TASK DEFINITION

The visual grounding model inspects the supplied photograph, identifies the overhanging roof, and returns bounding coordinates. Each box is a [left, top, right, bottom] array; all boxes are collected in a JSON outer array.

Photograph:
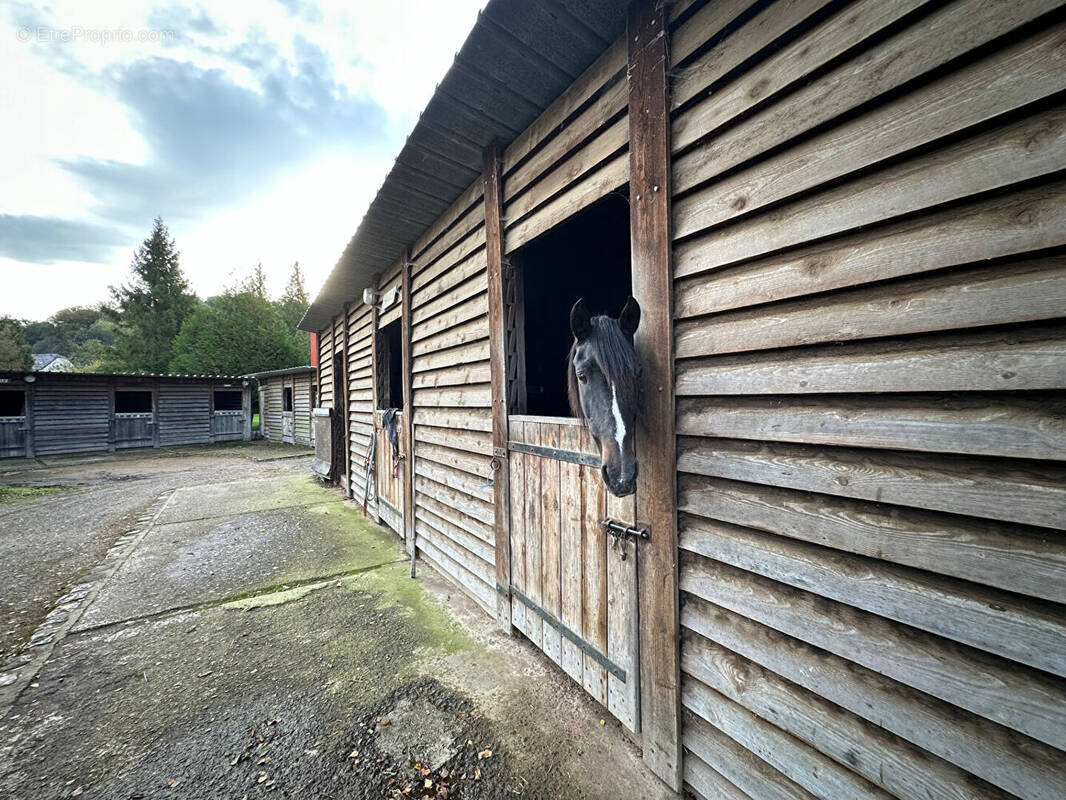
[[299, 0, 628, 332], [244, 365, 316, 379]]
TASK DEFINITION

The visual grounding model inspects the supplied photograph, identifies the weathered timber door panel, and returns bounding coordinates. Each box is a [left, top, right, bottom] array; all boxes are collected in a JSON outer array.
[[114, 413, 154, 449], [0, 417, 27, 458], [281, 411, 295, 443], [375, 410, 404, 537], [508, 415, 640, 733]]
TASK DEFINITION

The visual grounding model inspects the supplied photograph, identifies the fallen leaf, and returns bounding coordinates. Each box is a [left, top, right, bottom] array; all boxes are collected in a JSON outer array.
[[424, 779, 433, 789], [477, 749, 492, 760], [474, 768, 481, 780], [257, 774, 267, 784], [167, 778, 176, 787], [348, 750, 360, 759]]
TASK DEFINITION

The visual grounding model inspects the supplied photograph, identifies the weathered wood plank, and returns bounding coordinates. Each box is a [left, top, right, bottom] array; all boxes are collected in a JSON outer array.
[[675, 21, 1066, 234], [410, 360, 491, 390], [676, 105, 1066, 270], [682, 750, 753, 800], [411, 339, 490, 374], [411, 292, 488, 346], [559, 424, 586, 684], [505, 115, 628, 227], [581, 460, 608, 705], [683, 589, 1066, 773], [415, 424, 492, 456], [411, 272, 488, 326], [606, 489, 638, 731], [505, 154, 628, 253], [510, 421, 527, 636], [629, 0, 681, 782], [681, 525, 1066, 677], [676, 257, 1066, 355], [683, 676, 894, 799], [414, 470, 494, 527], [679, 474, 1066, 603], [671, 0, 1055, 163], [410, 315, 488, 358], [676, 328, 1066, 395], [683, 628, 1030, 800], [676, 395, 1066, 461], [672, 0, 836, 107], [412, 407, 492, 433], [524, 422, 544, 649], [411, 384, 492, 409], [410, 176, 484, 264], [677, 436, 1066, 531], [683, 709, 818, 800], [541, 422, 563, 666]]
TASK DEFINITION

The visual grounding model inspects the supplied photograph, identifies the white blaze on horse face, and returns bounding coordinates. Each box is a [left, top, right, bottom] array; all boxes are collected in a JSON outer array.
[[610, 383, 626, 456]]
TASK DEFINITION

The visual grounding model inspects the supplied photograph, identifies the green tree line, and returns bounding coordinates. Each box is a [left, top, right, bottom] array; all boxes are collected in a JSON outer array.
[[0, 218, 313, 375]]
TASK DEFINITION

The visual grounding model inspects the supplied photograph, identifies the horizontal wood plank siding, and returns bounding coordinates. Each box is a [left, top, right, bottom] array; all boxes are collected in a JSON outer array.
[[409, 180, 495, 611], [671, 1, 1066, 799]]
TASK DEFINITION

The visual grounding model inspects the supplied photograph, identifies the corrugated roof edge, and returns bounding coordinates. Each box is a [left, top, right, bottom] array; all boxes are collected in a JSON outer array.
[[244, 366, 316, 379], [0, 372, 247, 381], [298, 0, 626, 333]]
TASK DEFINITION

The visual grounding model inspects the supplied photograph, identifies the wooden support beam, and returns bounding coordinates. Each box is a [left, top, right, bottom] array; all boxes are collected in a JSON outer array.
[[401, 250, 416, 557], [628, 0, 681, 789], [369, 300, 381, 522], [483, 141, 514, 632], [343, 303, 353, 499]]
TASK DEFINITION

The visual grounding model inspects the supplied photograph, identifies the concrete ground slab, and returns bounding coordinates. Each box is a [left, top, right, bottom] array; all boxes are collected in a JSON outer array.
[[154, 474, 327, 525], [0, 452, 673, 800], [77, 495, 402, 630]]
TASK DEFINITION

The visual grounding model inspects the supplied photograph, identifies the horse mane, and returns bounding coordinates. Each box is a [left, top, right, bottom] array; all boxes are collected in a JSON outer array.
[[568, 315, 641, 420]]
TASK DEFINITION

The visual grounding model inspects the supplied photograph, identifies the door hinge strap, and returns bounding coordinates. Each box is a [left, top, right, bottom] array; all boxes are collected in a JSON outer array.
[[510, 586, 626, 682]]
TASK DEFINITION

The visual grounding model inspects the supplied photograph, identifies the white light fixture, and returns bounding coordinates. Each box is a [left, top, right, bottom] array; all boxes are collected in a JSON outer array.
[[362, 288, 379, 306]]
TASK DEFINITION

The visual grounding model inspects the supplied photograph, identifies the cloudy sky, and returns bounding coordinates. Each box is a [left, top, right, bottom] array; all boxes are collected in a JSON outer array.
[[0, 0, 485, 320]]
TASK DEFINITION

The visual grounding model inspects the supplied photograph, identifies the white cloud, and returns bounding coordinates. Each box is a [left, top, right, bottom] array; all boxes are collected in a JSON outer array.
[[0, 0, 485, 320]]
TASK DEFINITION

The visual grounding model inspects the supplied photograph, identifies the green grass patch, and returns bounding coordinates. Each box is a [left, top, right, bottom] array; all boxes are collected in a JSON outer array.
[[0, 485, 65, 503]]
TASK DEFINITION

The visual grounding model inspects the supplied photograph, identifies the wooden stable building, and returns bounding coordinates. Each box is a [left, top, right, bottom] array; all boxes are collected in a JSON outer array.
[[248, 366, 316, 447], [299, 0, 1066, 796], [0, 371, 251, 459]]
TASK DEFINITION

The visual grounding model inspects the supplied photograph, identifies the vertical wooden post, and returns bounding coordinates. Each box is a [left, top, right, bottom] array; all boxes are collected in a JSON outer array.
[[342, 304, 353, 498], [369, 298, 382, 523], [628, 0, 681, 790], [483, 142, 514, 632], [242, 382, 252, 442], [106, 384, 116, 451], [401, 251, 416, 557], [152, 381, 161, 448], [24, 381, 35, 459]]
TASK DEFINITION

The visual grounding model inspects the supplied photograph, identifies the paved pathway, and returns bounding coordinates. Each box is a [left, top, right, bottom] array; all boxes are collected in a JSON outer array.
[[0, 454, 671, 800]]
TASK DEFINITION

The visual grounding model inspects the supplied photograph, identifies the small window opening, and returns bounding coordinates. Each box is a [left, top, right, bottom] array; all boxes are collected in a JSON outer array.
[[377, 319, 403, 409], [214, 390, 242, 411], [509, 193, 632, 417], [115, 390, 152, 414], [0, 391, 25, 417], [283, 387, 294, 412]]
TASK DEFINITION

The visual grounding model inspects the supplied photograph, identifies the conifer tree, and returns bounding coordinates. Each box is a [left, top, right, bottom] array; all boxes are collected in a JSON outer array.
[[107, 218, 197, 372]]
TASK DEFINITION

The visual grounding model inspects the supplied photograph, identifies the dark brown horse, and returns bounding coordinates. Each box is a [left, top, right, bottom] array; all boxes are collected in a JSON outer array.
[[567, 297, 641, 497]]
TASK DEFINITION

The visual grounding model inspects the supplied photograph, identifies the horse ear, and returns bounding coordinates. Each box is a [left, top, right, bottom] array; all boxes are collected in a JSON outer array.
[[619, 296, 641, 338], [570, 298, 592, 341]]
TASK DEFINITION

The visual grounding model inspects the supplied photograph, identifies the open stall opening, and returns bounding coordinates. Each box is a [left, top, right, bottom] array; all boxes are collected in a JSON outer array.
[[377, 319, 403, 410], [0, 391, 25, 417], [509, 193, 632, 417], [114, 390, 152, 414], [213, 390, 243, 411]]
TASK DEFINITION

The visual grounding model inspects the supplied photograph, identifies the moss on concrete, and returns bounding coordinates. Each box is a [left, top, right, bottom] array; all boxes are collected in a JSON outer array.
[[0, 485, 65, 503]]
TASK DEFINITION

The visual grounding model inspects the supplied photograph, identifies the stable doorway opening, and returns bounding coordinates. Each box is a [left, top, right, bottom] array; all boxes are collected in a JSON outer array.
[[214, 390, 242, 411], [508, 192, 632, 417], [115, 390, 152, 414], [0, 391, 25, 417], [377, 319, 403, 410]]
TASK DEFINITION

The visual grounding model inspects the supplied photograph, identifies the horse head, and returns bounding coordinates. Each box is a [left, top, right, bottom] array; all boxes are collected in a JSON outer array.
[[567, 296, 642, 497]]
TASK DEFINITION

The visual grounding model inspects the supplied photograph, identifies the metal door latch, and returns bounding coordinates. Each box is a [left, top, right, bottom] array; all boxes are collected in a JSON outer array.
[[601, 519, 649, 560]]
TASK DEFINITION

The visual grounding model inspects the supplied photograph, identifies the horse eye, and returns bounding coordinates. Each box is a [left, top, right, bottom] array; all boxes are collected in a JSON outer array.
[[578, 374, 588, 385]]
